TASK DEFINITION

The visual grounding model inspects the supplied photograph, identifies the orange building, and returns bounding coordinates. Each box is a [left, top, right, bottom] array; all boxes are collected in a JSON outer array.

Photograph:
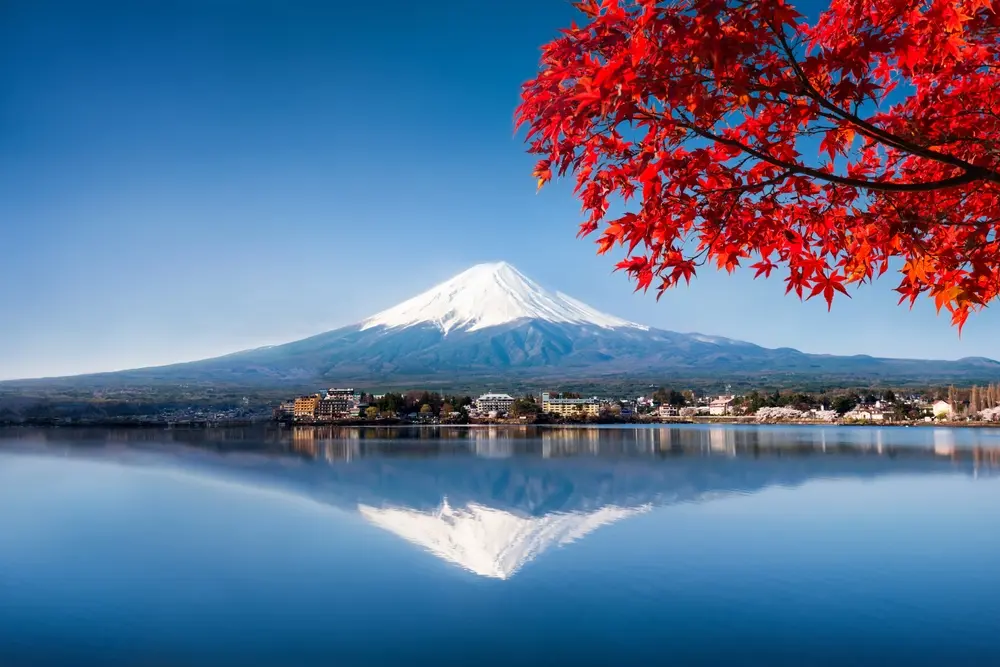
[[293, 395, 320, 420]]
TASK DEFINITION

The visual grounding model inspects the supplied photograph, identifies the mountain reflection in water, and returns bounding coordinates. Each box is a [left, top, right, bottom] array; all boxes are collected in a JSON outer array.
[[3, 425, 998, 580]]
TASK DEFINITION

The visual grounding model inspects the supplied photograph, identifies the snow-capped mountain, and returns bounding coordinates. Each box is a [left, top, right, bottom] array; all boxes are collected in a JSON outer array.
[[20, 261, 1000, 386], [361, 261, 647, 334], [359, 499, 648, 579]]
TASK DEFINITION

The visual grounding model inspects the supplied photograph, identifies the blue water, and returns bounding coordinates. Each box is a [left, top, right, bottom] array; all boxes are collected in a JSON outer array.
[[1, 425, 999, 666]]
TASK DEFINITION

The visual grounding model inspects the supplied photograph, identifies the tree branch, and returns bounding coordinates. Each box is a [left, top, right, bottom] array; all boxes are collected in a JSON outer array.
[[768, 22, 1000, 184], [675, 116, 983, 192]]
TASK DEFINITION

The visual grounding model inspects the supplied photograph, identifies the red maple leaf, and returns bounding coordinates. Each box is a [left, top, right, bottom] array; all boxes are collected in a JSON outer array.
[[517, 0, 1000, 329]]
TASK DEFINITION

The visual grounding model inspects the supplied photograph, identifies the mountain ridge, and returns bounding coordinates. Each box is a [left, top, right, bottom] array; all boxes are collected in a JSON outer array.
[[3, 262, 999, 387]]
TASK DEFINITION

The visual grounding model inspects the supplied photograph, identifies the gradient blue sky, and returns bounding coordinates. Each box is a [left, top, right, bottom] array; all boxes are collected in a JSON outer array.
[[2, 0, 996, 380]]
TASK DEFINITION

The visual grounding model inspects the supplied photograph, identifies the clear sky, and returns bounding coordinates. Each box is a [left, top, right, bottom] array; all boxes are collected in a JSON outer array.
[[1, 0, 996, 381]]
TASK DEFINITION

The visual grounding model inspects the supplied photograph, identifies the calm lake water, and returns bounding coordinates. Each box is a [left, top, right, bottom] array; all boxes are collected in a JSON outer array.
[[1, 424, 999, 667]]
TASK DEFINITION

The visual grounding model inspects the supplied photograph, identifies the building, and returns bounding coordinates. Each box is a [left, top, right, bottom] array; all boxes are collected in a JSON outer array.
[[541, 392, 600, 417], [708, 396, 736, 416], [293, 395, 320, 420], [658, 405, 679, 418], [273, 401, 295, 420], [316, 399, 340, 421], [843, 406, 886, 422], [320, 388, 360, 419], [932, 400, 954, 420], [475, 393, 516, 414]]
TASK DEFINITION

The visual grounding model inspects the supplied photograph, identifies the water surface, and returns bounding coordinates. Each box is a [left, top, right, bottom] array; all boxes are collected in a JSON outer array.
[[1, 425, 998, 666]]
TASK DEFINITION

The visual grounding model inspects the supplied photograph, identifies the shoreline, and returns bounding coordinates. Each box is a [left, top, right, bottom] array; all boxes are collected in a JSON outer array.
[[3, 418, 1000, 430]]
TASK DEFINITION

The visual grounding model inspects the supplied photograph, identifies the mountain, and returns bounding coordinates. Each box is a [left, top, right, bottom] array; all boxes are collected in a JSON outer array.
[[361, 261, 646, 333], [8, 261, 1000, 387]]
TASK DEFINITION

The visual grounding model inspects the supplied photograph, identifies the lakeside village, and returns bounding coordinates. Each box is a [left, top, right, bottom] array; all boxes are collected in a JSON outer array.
[[275, 384, 1000, 427]]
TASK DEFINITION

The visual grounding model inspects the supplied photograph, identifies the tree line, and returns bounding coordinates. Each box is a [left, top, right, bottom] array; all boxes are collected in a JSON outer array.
[[360, 391, 473, 419]]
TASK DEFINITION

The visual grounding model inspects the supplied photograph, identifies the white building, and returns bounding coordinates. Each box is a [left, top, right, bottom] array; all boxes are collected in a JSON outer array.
[[475, 393, 516, 415], [708, 396, 736, 416], [844, 407, 886, 422], [658, 405, 679, 418]]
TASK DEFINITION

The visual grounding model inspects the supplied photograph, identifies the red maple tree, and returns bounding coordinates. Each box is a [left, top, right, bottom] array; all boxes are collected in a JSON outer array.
[[516, 0, 1000, 330]]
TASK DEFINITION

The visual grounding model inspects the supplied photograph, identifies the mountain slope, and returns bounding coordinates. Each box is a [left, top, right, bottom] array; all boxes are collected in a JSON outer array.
[[96, 319, 996, 385], [6, 261, 1000, 386], [362, 262, 647, 333]]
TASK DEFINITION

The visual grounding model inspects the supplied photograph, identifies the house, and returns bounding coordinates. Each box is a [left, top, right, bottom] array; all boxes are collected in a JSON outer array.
[[708, 396, 736, 416], [932, 400, 954, 420], [658, 405, 679, 418], [844, 406, 886, 422], [541, 392, 600, 417], [475, 393, 516, 414]]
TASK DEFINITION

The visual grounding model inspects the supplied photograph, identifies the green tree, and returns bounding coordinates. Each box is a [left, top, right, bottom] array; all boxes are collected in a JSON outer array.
[[419, 403, 433, 415], [745, 390, 765, 414], [365, 406, 379, 420], [668, 390, 686, 407], [375, 392, 405, 415], [510, 397, 541, 417], [832, 395, 857, 415], [892, 402, 916, 421]]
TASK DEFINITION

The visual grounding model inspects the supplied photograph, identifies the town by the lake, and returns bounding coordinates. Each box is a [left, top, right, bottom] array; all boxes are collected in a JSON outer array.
[[271, 384, 1000, 426]]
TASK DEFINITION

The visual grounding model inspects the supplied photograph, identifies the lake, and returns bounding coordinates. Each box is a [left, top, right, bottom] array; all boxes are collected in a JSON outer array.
[[1, 424, 998, 666]]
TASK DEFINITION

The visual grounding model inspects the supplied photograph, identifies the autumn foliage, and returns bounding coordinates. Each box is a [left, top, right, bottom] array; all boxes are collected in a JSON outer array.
[[516, 0, 1000, 330]]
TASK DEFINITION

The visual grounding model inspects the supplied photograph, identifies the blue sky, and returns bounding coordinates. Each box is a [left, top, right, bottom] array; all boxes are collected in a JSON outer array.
[[1, 0, 996, 380]]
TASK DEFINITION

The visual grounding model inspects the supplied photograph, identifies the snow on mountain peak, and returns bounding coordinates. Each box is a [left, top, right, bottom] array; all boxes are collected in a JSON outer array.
[[359, 500, 649, 579], [360, 261, 648, 334]]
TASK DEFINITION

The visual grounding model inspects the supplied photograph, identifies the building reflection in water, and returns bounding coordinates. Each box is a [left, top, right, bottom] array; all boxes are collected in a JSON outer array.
[[4, 424, 1000, 580], [236, 424, 1000, 466], [933, 428, 956, 457], [291, 426, 317, 458], [290, 426, 361, 462], [708, 427, 736, 456], [248, 424, 1000, 579], [473, 427, 517, 458], [5, 422, 1000, 469]]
